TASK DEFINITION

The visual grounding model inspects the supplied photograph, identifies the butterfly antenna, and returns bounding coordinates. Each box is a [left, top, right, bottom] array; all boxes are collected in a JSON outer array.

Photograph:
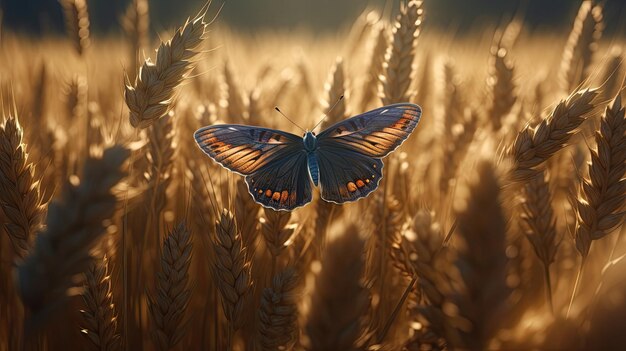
[[312, 95, 344, 132], [275, 106, 306, 133]]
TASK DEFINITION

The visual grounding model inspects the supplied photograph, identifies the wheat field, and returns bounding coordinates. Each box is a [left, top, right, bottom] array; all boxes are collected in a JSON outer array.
[[0, 0, 625, 350]]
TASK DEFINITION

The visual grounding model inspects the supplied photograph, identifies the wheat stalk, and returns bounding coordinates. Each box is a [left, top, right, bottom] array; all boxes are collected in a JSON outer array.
[[575, 95, 626, 258], [211, 209, 253, 333], [149, 222, 193, 351], [320, 57, 348, 130], [59, 0, 90, 56], [125, 8, 208, 129], [360, 23, 388, 110], [257, 267, 299, 351], [520, 170, 559, 312], [379, 0, 423, 105], [559, 0, 603, 93], [219, 62, 246, 124], [235, 179, 259, 254], [260, 208, 294, 257], [452, 160, 508, 351], [0, 116, 45, 259], [17, 145, 129, 331], [121, 0, 150, 80], [509, 89, 598, 182], [487, 44, 516, 131], [304, 224, 368, 351], [144, 114, 175, 238], [80, 254, 122, 351]]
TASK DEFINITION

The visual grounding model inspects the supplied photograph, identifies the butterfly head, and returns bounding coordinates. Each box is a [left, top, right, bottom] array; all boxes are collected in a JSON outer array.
[[302, 131, 317, 151]]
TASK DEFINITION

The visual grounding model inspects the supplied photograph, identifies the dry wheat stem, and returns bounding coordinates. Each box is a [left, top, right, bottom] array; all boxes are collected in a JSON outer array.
[[0, 117, 45, 259], [17, 145, 129, 331], [149, 222, 193, 351], [80, 254, 122, 351], [125, 10, 208, 129]]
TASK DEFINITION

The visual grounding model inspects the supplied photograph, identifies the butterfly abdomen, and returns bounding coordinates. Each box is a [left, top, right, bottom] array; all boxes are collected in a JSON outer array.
[[307, 153, 319, 186]]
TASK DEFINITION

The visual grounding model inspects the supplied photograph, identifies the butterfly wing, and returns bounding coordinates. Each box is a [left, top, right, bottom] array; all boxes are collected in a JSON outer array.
[[194, 124, 312, 211], [194, 124, 303, 175], [317, 103, 421, 157], [316, 103, 421, 203], [245, 152, 313, 211], [316, 146, 383, 203]]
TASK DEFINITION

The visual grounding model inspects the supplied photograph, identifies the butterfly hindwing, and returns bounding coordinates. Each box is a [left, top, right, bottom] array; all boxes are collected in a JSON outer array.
[[317, 103, 421, 157], [316, 145, 383, 204], [194, 125, 302, 175], [246, 151, 313, 211]]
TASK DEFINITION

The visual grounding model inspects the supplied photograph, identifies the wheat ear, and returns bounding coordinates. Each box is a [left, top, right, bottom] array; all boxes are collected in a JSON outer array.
[[575, 95, 626, 258], [487, 44, 516, 131], [121, 0, 150, 79], [0, 116, 45, 259], [17, 145, 129, 331], [125, 8, 208, 129], [80, 254, 122, 351], [211, 209, 253, 333], [559, 0, 603, 93], [520, 170, 559, 312], [360, 24, 388, 110], [379, 0, 423, 104], [304, 224, 368, 351], [59, 0, 90, 56], [509, 89, 598, 182], [257, 267, 299, 351], [320, 57, 348, 130], [149, 222, 193, 351], [452, 160, 508, 351]]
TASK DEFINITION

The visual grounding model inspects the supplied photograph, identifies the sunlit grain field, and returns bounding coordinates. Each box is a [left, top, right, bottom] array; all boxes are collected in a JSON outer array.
[[0, 0, 625, 350]]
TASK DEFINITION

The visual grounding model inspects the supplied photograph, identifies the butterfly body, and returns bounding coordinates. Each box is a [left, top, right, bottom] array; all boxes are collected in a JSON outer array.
[[195, 103, 421, 211]]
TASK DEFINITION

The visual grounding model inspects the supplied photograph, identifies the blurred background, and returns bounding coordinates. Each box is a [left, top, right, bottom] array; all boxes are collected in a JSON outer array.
[[2, 0, 625, 36]]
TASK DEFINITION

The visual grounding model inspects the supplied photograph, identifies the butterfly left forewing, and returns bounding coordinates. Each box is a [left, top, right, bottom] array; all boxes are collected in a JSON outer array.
[[194, 124, 302, 175]]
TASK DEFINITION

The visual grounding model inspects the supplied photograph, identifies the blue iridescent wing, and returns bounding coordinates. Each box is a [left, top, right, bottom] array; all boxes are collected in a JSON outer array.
[[317, 103, 421, 157], [194, 125, 303, 175], [316, 103, 421, 203], [194, 124, 312, 211]]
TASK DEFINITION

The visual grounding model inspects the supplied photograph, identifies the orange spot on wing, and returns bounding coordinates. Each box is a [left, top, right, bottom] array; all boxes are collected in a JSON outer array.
[[347, 182, 357, 192], [258, 189, 263, 194], [265, 189, 273, 197], [365, 179, 370, 184], [272, 192, 281, 201], [356, 180, 365, 188], [280, 191, 289, 204]]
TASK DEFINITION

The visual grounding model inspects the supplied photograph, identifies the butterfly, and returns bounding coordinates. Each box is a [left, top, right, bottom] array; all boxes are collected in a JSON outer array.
[[194, 103, 421, 211]]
